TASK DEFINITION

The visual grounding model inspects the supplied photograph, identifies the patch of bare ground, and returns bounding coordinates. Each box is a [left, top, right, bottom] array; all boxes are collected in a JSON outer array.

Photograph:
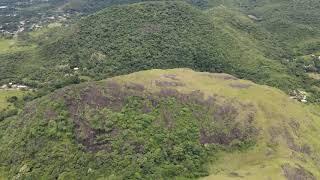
[[284, 129, 311, 155], [161, 74, 179, 80], [80, 86, 111, 108], [21, 102, 37, 119], [269, 126, 282, 145], [64, 98, 115, 152], [229, 82, 252, 89], [199, 102, 258, 146], [269, 123, 311, 155], [155, 80, 185, 87], [204, 73, 238, 80], [229, 172, 244, 178], [289, 119, 300, 136], [60, 81, 148, 152], [140, 23, 162, 34], [43, 109, 57, 120], [124, 83, 145, 92], [282, 163, 316, 180]]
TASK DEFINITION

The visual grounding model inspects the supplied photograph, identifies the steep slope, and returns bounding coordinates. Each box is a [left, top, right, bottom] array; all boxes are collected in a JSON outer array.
[[205, 0, 320, 55], [243, 0, 320, 49], [42, 1, 308, 92], [1, 69, 320, 179]]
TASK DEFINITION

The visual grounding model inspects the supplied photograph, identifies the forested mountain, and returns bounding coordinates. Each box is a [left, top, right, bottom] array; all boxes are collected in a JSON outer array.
[[43, 1, 297, 88], [1, 69, 320, 179], [2, 1, 316, 93], [1, 0, 320, 179], [208, 0, 320, 54], [2, 0, 320, 94]]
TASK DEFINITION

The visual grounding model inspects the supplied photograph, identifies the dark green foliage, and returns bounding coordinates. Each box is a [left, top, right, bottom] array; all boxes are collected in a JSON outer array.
[[0, 82, 257, 179], [2, 0, 320, 100], [6, 96, 18, 104], [64, 0, 144, 13], [1, 0, 320, 178], [41, 1, 310, 93], [203, 0, 320, 54], [0, 108, 18, 121]]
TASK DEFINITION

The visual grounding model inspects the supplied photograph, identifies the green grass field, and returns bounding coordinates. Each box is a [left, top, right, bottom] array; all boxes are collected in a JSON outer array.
[[0, 39, 17, 54], [0, 38, 36, 54], [0, 90, 25, 111]]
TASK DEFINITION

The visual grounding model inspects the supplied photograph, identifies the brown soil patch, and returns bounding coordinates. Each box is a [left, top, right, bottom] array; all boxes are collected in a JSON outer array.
[[199, 103, 258, 146], [289, 120, 300, 136], [161, 74, 179, 80], [44, 109, 57, 120], [125, 83, 145, 92], [61, 81, 148, 152], [80, 86, 110, 108], [22, 102, 37, 118], [269, 126, 282, 145], [285, 128, 311, 155], [205, 73, 238, 80], [282, 163, 316, 180], [140, 23, 161, 34], [155, 80, 185, 87], [229, 82, 252, 89], [64, 96, 114, 152], [269, 124, 311, 155]]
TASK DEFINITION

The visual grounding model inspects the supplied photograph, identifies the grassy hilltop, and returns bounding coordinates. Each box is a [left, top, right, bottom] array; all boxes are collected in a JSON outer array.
[[1, 69, 320, 179]]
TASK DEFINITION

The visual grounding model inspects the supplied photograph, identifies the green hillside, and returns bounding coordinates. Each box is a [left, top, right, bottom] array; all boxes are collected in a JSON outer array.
[[2, 0, 320, 99], [255, 1, 320, 55], [206, 0, 320, 55], [42, 1, 309, 91], [1, 1, 320, 179], [1, 69, 320, 179]]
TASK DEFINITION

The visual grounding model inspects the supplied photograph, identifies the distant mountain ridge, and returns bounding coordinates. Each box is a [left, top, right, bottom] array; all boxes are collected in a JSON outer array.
[[41, 1, 306, 91]]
